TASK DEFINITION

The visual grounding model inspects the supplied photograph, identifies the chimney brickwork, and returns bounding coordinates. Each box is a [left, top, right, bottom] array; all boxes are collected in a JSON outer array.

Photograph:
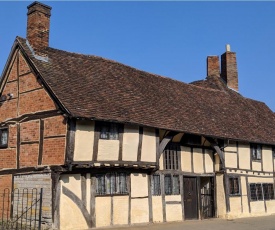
[[221, 50, 239, 91], [27, 1, 51, 56], [207, 56, 220, 77]]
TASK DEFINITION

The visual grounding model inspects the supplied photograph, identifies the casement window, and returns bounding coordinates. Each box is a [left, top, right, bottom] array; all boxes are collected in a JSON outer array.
[[100, 123, 119, 140], [151, 174, 161, 196], [96, 172, 128, 195], [250, 183, 274, 201], [228, 177, 240, 196], [251, 144, 262, 161], [164, 174, 180, 195], [164, 143, 179, 170], [263, 184, 275, 200], [0, 128, 8, 148]]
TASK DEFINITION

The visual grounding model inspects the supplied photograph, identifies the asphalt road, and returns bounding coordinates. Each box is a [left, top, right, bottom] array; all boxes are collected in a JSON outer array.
[[99, 215, 275, 230]]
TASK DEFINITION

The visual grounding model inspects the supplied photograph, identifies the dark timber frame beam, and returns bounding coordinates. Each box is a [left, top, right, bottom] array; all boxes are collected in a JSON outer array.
[[203, 136, 225, 169], [158, 131, 179, 157]]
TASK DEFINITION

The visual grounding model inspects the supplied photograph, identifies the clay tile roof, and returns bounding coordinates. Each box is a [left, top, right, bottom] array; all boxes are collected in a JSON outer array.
[[17, 37, 275, 145]]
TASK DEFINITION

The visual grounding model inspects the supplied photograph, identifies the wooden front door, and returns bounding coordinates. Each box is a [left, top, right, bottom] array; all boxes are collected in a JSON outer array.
[[183, 177, 198, 219]]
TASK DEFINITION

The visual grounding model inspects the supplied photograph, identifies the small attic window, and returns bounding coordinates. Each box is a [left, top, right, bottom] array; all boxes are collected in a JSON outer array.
[[0, 128, 8, 148], [250, 144, 262, 161], [100, 123, 118, 140]]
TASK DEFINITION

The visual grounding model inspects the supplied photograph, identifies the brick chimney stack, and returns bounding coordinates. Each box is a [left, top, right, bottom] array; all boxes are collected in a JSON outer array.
[[27, 1, 52, 56], [207, 56, 220, 77], [221, 44, 239, 91]]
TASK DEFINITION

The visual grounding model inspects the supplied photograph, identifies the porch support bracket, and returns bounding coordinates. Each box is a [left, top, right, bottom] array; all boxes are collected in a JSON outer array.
[[158, 131, 179, 157], [203, 136, 225, 169]]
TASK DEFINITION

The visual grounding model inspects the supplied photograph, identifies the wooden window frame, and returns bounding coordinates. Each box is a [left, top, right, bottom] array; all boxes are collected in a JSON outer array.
[[164, 174, 180, 195], [164, 143, 179, 170], [151, 174, 161, 196], [249, 183, 274, 201], [0, 128, 8, 148], [250, 144, 262, 161], [95, 172, 128, 196], [228, 176, 241, 196], [99, 122, 119, 140]]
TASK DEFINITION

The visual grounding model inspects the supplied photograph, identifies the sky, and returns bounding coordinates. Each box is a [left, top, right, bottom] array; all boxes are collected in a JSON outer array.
[[1, 1, 275, 111]]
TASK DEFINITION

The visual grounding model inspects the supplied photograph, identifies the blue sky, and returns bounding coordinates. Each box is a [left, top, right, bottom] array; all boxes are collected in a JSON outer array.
[[1, 1, 275, 111]]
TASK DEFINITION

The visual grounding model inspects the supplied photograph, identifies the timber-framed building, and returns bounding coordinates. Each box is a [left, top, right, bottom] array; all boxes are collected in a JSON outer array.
[[1, 2, 275, 229]]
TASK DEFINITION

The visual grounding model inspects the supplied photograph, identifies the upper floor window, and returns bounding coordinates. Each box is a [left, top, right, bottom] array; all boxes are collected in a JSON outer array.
[[228, 177, 240, 196], [0, 128, 8, 148], [164, 143, 179, 170], [100, 123, 118, 140], [96, 172, 128, 195], [250, 144, 262, 161]]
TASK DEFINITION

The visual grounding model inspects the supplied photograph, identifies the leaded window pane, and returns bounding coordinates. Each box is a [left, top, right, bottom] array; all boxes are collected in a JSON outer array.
[[152, 175, 161, 196], [0, 129, 7, 146], [164, 175, 172, 195], [256, 183, 263, 200], [250, 184, 257, 201], [172, 175, 180, 195]]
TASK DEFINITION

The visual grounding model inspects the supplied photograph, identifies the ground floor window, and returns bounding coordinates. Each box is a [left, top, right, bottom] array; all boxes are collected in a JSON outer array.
[[96, 172, 128, 195], [228, 177, 240, 196], [165, 174, 180, 195], [152, 174, 161, 195], [250, 183, 274, 201]]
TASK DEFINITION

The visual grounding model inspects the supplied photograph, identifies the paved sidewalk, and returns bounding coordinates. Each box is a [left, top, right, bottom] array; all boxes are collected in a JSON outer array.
[[99, 215, 275, 230]]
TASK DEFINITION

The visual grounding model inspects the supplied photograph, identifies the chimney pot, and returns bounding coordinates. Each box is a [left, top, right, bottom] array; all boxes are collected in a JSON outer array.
[[27, 1, 52, 56]]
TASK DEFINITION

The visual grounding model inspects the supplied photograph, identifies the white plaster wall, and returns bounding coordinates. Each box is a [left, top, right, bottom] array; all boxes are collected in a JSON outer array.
[[131, 198, 149, 224], [252, 161, 261, 171], [225, 152, 237, 168], [205, 149, 214, 173], [266, 200, 275, 213], [250, 201, 265, 214], [131, 173, 148, 198], [181, 146, 192, 172], [216, 174, 226, 217], [262, 146, 273, 172], [95, 197, 111, 227], [166, 204, 182, 222], [152, 196, 163, 222], [225, 141, 237, 152], [97, 139, 119, 161], [240, 176, 249, 214], [60, 174, 87, 230], [74, 121, 94, 161], [122, 125, 139, 161], [113, 196, 129, 225], [248, 177, 273, 183], [141, 127, 156, 162], [239, 144, 250, 170], [193, 148, 203, 173], [229, 197, 242, 215], [159, 154, 164, 170]]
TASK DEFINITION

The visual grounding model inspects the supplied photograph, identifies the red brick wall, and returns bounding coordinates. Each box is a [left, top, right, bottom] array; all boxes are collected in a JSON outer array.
[[20, 143, 39, 167], [44, 115, 67, 137], [42, 138, 66, 165], [20, 120, 40, 142], [0, 175, 12, 219], [0, 149, 16, 169], [0, 48, 67, 170]]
